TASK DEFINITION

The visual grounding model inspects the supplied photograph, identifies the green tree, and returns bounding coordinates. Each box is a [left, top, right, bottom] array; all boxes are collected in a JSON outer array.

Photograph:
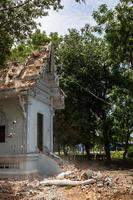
[[55, 27, 112, 158], [11, 29, 61, 62], [0, 0, 84, 66], [93, 0, 133, 69], [55, 0, 133, 160], [91, 0, 133, 159], [111, 89, 133, 159]]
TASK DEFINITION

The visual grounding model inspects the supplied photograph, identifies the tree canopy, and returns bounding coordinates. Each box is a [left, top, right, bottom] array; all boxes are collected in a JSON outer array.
[[93, 0, 133, 69], [0, 0, 84, 66], [54, 0, 133, 159]]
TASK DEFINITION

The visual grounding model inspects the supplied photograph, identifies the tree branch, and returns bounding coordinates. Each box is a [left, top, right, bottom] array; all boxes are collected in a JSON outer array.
[[71, 80, 111, 105], [0, 0, 32, 12]]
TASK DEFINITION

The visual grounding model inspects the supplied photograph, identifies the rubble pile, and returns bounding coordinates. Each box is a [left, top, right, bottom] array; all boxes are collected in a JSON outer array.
[[0, 181, 15, 199], [40, 164, 113, 187], [58, 163, 113, 187], [0, 161, 132, 200]]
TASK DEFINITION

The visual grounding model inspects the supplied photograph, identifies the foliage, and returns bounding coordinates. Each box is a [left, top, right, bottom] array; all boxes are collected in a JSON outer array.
[[11, 29, 62, 63], [111, 91, 133, 142], [54, 0, 133, 160], [54, 26, 114, 157], [111, 151, 124, 160], [127, 146, 133, 158], [93, 0, 133, 69], [0, 0, 84, 66], [90, 0, 133, 159], [11, 29, 49, 62]]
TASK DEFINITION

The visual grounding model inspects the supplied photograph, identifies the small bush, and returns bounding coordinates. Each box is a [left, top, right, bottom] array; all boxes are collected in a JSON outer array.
[[111, 151, 123, 159], [127, 146, 133, 158]]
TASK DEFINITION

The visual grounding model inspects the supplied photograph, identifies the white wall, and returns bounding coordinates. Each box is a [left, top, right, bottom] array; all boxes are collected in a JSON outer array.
[[27, 96, 53, 153], [0, 98, 25, 155]]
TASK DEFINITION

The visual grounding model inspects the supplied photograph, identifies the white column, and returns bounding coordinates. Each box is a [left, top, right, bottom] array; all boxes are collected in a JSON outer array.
[[50, 108, 55, 152]]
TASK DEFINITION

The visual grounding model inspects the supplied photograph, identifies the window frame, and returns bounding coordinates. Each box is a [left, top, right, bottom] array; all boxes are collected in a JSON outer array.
[[0, 111, 8, 143]]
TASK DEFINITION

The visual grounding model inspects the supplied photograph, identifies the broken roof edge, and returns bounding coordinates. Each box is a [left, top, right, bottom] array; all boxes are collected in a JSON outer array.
[[0, 43, 53, 92]]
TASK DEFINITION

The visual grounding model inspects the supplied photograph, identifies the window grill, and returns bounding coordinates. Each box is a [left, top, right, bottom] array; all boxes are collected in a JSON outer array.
[[0, 163, 19, 169]]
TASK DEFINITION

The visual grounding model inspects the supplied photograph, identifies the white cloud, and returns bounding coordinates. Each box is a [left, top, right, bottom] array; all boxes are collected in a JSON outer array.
[[37, 0, 118, 36]]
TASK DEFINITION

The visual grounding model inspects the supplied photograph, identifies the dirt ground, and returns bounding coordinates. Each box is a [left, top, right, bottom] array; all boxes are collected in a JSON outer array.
[[0, 160, 133, 200]]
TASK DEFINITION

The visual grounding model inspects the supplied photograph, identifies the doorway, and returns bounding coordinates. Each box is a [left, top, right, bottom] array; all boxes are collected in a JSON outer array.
[[37, 113, 43, 152]]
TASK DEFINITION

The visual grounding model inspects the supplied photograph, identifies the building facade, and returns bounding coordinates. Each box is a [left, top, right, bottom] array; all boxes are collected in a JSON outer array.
[[0, 44, 64, 175]]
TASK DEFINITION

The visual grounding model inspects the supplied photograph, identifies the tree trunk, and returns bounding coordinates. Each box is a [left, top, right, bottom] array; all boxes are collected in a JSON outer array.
[[58, 146, 61, 156], [84, 143, 90, 159], [123, 130, 130, 159], [102, 113, 111, 161], [63, 145, 68, 156], [130, 50, 133, 69], [103, 130, 111, 160], [101, 65, 111, 161]]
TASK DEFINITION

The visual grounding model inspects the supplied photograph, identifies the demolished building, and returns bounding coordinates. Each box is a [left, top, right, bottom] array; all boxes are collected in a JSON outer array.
[[0, 44, 64, 175]]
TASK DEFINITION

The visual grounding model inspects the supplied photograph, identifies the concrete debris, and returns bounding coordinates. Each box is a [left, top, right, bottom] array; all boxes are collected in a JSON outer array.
[[56, 171, 72, 180], [0, 161, 133, 200], [81, 171, 89, 180], [40, 178, 96, 186], [81, 169, 93, 180], [96, 181, 104, 187], [104, 177, 113, 187], [40, 166, 113, 188], [96, 171, 103, 180]]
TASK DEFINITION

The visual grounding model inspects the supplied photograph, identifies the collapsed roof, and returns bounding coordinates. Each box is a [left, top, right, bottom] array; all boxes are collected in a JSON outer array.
[[0, 44, 51, 92], [0, 44, 65, 109]]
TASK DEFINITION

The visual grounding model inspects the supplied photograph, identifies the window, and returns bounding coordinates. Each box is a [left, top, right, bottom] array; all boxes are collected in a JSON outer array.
[[37, 113, 43, 152], [0, 126, 5, 143], [0, 112, 7, 143]]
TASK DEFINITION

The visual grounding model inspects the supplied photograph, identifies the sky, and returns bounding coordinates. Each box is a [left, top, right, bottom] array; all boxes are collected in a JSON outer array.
[[38, 0, 118, 36]]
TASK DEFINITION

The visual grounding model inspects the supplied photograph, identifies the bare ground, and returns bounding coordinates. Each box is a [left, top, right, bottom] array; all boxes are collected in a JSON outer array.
[[0, 159, 133, 200]]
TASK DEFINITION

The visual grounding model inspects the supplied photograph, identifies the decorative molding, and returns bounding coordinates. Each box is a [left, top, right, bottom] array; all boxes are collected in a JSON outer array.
[[18, 95, 27, 118]]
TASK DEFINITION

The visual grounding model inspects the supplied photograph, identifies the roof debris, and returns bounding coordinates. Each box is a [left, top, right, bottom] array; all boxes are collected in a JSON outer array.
[[0, 45, 50, 92]]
